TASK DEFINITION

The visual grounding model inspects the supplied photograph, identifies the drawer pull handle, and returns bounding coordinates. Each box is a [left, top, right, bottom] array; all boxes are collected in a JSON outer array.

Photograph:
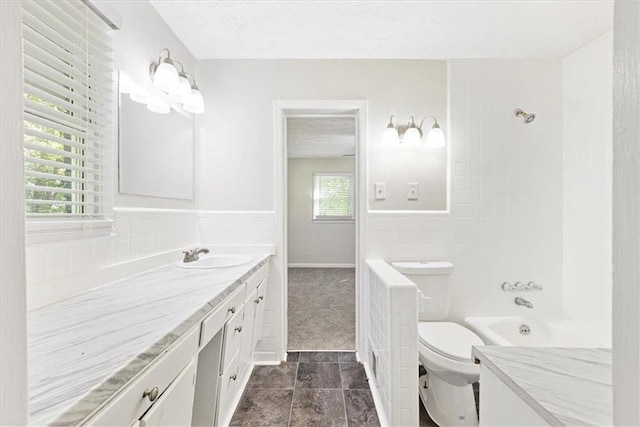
[[235, 326, 242, 332], [230, 374, 237, 381], [143, 387, 159, 402], [259, 296, 264, 301], [228, 306, 236, 314]]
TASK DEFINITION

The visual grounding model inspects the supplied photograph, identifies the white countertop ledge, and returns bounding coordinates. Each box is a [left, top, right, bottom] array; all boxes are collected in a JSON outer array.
[[472, 346, 612, 426], [28, 253, 271, 426]]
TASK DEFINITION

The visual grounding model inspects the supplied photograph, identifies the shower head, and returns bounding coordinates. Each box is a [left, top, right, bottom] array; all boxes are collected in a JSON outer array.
[[514, 108, 536, 124]]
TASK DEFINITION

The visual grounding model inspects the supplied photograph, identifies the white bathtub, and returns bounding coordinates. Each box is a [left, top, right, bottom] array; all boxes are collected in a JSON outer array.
[[464, 316, 606, 347]]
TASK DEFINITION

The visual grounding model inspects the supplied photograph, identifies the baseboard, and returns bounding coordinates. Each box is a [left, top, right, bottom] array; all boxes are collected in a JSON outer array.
[[287, 263, 355, 268]]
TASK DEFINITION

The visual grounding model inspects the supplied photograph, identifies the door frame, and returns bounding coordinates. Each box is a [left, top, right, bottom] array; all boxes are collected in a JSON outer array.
[[274, 100, 368, 359]]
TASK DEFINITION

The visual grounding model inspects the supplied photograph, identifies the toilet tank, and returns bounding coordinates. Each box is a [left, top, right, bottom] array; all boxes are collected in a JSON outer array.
[[390, 261, 454, 321]]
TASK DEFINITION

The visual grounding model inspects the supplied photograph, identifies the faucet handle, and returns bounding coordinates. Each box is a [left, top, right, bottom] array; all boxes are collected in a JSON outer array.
[[501, 282, 515, 292], [528, 281, 543, 291]]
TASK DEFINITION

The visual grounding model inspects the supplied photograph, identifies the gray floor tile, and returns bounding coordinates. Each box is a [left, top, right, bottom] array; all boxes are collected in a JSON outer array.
[[287, 352, 300, 362], [290, 389, 347, 427], [344, 389, 380, 427], [297, 362, 341, 389], [298, 351, 339, 363], [246, 363, 298, 389], [340, 362, 369, 390], [230, 389, 293, 426], [338, 352, 357, 363]]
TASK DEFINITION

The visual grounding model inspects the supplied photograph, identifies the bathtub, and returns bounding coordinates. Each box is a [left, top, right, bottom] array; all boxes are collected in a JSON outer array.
[[464, 316, 606, 347]]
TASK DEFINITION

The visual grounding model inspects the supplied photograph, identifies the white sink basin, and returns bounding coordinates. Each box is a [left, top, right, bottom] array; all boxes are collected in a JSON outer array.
[[177, 254, 252, 269]]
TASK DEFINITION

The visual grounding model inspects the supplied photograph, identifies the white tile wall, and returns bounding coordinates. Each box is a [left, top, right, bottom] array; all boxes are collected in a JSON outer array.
[[198, 211, 275, 245], [26, 208, 199, 309], [367, 59, 564, 322], [366, 260, 418, 427]]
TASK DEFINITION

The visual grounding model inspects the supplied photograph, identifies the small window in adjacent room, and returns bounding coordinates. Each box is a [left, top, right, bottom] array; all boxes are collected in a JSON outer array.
[[312, 173, 354, 222], [22, 0, 114, 243]]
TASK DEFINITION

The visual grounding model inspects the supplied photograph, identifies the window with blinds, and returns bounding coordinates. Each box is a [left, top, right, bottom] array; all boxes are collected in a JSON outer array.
[[312, 173, 355, 221], [22, 0, 114, 241]]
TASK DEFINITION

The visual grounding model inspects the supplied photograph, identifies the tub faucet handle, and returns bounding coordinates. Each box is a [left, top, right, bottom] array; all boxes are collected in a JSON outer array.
[[527, 281, 543, 291], [501, 282, 515, 292]]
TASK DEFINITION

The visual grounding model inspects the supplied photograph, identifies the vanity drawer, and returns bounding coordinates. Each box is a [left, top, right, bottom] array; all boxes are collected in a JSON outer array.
[[216, 353, 241, 427], [87, 326, 200, 426], [246, 264, 268, 291], [220, 304, 245, 373], [200, 283, 246, 348]]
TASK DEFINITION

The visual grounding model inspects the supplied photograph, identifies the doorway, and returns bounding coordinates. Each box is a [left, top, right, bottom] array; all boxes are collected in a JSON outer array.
[[286, 115, 357, 350]]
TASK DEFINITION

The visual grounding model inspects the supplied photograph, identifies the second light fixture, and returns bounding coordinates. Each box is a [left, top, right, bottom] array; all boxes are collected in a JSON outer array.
[[384, 115, 445, 149]]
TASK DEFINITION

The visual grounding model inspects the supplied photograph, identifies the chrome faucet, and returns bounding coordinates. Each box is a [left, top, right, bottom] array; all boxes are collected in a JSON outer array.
[[182, 247, 209, 263], [514, 297, 533, 309]]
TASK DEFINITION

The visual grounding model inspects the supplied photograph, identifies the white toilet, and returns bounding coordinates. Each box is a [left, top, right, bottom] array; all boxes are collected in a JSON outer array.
[[391, 261, 484, 427]]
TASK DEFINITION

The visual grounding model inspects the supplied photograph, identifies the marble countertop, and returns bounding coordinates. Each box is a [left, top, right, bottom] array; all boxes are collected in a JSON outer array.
[[28, 254, 270, 426], [472, 346, 612, 426]]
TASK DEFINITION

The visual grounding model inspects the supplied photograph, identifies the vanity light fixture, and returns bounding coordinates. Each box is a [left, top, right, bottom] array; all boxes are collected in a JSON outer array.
[[148, 48, 205, 114], [150, 48, 179, 92], [383, 115, 446, 149]]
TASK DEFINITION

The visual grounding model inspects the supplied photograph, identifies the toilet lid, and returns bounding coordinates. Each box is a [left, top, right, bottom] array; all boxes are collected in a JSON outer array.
[[419, 322, 484, 362]]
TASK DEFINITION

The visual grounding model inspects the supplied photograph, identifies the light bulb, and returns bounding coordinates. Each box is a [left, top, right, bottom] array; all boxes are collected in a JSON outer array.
[[425, 124, 446, 149], [146, 96, 170, 114], [403, 127, 421, 146], [153, 61, 179, 92], [383, 126, 400, 144], [168, 74, 191, 103], [183, 88, 205, 114]]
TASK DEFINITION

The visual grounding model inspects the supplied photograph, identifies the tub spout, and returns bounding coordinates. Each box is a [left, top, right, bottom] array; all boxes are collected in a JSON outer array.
[[514, 297, 533, 309]]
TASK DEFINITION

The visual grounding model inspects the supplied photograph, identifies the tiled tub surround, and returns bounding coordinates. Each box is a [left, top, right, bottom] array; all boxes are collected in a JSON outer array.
[[28, 254, 271, 425], [473, 347, 612, 426]]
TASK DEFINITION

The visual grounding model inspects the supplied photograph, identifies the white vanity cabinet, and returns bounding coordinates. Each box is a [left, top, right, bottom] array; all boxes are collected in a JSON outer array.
[[85, 262, 269, 427], [139, 359, 197, 426], [87, 326, 200, 427]]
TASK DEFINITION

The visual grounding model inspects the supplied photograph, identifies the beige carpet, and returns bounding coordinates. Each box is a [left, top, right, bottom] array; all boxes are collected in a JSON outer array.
[[287, 268, 356, 351]]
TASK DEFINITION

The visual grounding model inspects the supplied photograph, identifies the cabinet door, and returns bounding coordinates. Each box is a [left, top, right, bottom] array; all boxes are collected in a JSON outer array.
[[252, 281, 267, 350], [139, 359, 197, 427], [238, 287, 258, 380]]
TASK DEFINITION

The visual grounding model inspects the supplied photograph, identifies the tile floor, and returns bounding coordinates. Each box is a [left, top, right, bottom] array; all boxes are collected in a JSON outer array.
[[230, 351, 380, 426], [287, 268, 355, 351]]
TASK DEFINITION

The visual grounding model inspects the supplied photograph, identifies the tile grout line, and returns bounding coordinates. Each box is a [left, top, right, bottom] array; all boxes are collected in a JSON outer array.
[[339, 354, 349, 426], [287, 357, 298, 427]]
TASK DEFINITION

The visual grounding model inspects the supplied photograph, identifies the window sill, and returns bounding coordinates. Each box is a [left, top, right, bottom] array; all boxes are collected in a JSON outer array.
[[26, 217, 114, 245], [312, 219, 356, 224]]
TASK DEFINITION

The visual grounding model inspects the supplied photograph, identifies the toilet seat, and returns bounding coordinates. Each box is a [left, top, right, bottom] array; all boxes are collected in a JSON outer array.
[[419, 322, 484, 362]]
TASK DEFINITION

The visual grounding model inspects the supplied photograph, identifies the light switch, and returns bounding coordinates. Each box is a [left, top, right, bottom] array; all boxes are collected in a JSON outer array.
[[408, 183, 419, 200], [374, 183, 386, 200]]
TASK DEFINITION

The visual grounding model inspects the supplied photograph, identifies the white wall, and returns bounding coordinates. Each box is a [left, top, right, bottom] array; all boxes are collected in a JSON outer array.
[[612, 1, 640, 424], [288, 157, 355, 266], [0, 2, 28, 423], [26, 1, 200, 309], [196, 60, 447, 211], [562, 31, 613, 346], [368, 60, 564, 321]]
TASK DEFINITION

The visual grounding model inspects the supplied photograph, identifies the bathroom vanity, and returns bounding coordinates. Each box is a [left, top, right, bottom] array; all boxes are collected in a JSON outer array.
[[27, 253, 271, 426], [473, 346, 612, 426]]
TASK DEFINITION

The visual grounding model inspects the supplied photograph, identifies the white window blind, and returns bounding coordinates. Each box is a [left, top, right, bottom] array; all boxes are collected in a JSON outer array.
[[22, 0, 114, 241], [313, 173, 354, 221]]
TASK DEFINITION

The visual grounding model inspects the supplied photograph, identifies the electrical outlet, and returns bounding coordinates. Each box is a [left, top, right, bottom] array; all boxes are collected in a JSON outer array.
[[408, 183, 419, 200], [374, 183, 386, 200]]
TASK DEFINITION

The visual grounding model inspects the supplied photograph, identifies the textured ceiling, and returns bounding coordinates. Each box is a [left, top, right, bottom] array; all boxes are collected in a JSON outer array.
[[287, 117, 356, 158], [149, 1, 613, 59]]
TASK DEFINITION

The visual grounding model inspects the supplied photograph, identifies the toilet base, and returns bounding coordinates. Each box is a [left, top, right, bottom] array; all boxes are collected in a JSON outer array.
[[419, 373, 478, 426]]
